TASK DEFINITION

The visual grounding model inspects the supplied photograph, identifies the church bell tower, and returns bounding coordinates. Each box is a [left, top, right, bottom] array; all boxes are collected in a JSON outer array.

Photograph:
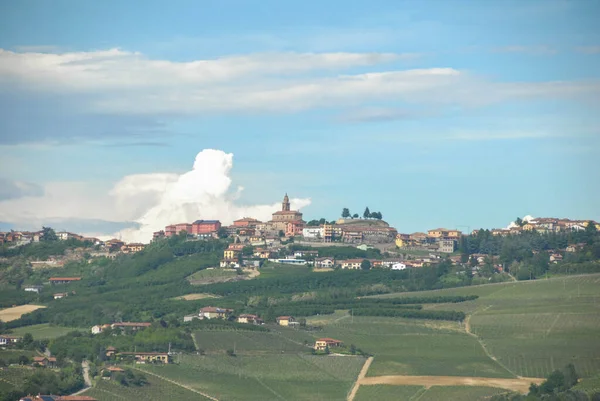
[[282, 193, 291, 211]]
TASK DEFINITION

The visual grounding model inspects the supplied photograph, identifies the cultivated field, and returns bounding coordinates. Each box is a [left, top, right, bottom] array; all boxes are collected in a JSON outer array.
[[192, 329, 313, 354], [0, 304, 46, 322], [11, 323, 83, 339], [0, 366, 33, 394], [83, 369, 208, 401], [187, 268, 243, 285], [139, 353, 365, 401], [318, 316, 514, 378], [354, 384, 423, 401], [172, 293, 221, 301], [373, 274, 600, 379]]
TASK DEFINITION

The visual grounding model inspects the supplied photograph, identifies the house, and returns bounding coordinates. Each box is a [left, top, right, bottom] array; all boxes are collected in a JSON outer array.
[[191, 220, 221, 235], [223, 248, 240, 259], [340, 259, 364, 270], [111, 322, 152, 331], [101, 366, 125, 379], [199, 306, 233, 320], [49, 277, 81, 285], [220, 259, 241, 268], [117, 352, 171, 364], [237, 314, 264, 325], [183, 314, 200, 322], [381, 259, 402, 268], [314, 338, 343, 351], [33, 356, 57, 368], [438, 239, 456, 253], [315, 257, 335, 268], [391, 262, 407, 270], [53, 293, 68, 299], [276, 316, 298, 327], [106, 346, 117, 357], [24, 285, 43, 293], [302, 227, 324, 239], [293, 250, 319, 258], [550, 253, 563, 263], [395, 233, 410, 248], [103, 239, 125, 251], [91, 324, 111, 334], [233, 217, 262, 228], [0, 335, 21, 345], [120, 243, 145, 254], [56, 231, 83, 241]]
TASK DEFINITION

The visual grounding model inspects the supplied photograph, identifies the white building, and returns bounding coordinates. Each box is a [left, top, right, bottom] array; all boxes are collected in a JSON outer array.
[[391, 263, 407, 270], [24, 285, 43, 293], [183, 314, 200, 322], [302, 227, 324, 239], [315, 257, 335, 268], [268, 258, 307, 265]]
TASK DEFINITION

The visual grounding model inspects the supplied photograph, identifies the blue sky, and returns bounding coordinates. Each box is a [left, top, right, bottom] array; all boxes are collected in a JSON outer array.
[[0, 0, 599, 238]]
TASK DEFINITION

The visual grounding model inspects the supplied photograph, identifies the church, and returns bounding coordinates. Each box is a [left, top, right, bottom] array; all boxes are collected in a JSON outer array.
[[269, 194, 305, 236]]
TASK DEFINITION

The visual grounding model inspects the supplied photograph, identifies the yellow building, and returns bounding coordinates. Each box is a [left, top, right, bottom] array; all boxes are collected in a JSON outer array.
[[224, 249, 240, 259], [395, 233, 409, 248], [118, 352, 171, 364], [314, 338, 343, 351], [276, 316, 296, 326]]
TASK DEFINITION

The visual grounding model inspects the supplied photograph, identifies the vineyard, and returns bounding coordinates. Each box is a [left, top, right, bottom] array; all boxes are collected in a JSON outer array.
[[192, 329, 313, 354], [137, 353, 365, 401]]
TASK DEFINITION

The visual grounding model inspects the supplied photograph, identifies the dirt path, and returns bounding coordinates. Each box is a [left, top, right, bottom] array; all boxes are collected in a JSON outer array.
[[347, 356, 373, 401], [359, 375, 544, 394], [70, 360, 91, 396], [135, 366, 220, 401], [465, 306, 520, 378]]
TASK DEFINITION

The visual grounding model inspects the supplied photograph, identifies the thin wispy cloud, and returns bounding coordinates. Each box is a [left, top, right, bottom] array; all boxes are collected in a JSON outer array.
[[574, 46, 600, 54], [492, 45, 557, 55]]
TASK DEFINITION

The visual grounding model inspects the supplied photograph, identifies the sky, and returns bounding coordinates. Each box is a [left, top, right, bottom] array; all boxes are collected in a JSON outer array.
[[0, 0, 599, 241]]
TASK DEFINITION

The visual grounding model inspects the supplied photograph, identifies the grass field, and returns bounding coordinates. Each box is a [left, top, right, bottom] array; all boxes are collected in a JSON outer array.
[[82, 369, 208, 401], [354, 384, 423, 401], [139, 353, 365, 401], [0, 304, 46, 322], [369, 274, 600, 379], [573, 375, 600, 395], [11, 323, 84, 339]]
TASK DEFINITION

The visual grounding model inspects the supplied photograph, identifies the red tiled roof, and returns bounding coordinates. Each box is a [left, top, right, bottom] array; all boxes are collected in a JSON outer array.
[[317, 338, 343, 343], [276, 316, 292, 320]]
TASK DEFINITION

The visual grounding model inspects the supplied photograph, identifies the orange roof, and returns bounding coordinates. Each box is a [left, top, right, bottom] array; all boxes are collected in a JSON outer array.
[[277, 316, 292, 320], [317, 338, 343, 343], [105, 366, 125, 372]]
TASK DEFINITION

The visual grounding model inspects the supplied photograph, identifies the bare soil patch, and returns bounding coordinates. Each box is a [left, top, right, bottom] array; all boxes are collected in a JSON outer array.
[[173, 293, 221, 301], [359, 375, 544, 394], [0, 304, 46, 322]]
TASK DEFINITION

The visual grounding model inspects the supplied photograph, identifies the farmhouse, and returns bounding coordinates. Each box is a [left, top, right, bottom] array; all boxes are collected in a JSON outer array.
[[91, 324, 111, 334], [53, 292, 68, 299], [0, 335, 21, 345], [106, 346, 117, 357], [118, 352, 171, 364], [315, 257, 335, 268], [314, 338, 343, 351], [49, 277, 81, 284], [24, 285, 43, 293], [199, 306, 234, 320], [237, 314, 264, 325], [184, 314, 200, 322], [33, 356, 57, 368], [340, 259, 363, 270], [111, 322, 152, 331], [276, 316, 298, 327]]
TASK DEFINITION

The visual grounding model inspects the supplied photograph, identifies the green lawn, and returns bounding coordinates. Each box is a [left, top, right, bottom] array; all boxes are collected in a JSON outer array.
[[11, 323, 84, 339], [354, 385, 423, 401], [138, 353, 365, 401], [573, 375, 600, 396], [187, 268, 239, 285]]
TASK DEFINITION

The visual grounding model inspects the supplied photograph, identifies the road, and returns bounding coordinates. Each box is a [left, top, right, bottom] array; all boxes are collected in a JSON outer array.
[[347, 356, 374, 401], [69, 360, 91, 396]]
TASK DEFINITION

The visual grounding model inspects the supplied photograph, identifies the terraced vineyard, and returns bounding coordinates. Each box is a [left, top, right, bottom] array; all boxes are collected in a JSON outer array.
[[0, 366, 33, 394], [11, 323, 84, 339]]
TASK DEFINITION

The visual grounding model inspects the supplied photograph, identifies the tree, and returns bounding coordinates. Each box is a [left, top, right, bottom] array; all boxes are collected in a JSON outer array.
[[278, 230, 285, 238], [371, 211, 382, 220], [242, 246, 254, 256], [350, 344, 357, 355], [363, 207, 371, 219], [360, 259, 372, 270], [217, 227, 229, 239], [21, 332, 34, 348], [515, 217, 524, 227], [341, 208, 350, 218], [42, 226, 58, 241], [352, 214, 359, 219]]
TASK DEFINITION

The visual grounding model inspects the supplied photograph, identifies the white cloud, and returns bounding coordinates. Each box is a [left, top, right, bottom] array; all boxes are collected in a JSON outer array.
[[506, 215, 535, 229], [1, 48, 598, 119], [0, 149, 311, 242]]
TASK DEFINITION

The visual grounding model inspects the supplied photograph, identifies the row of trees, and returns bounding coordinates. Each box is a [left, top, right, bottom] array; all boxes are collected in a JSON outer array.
[[341, 207, 383, 220]]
